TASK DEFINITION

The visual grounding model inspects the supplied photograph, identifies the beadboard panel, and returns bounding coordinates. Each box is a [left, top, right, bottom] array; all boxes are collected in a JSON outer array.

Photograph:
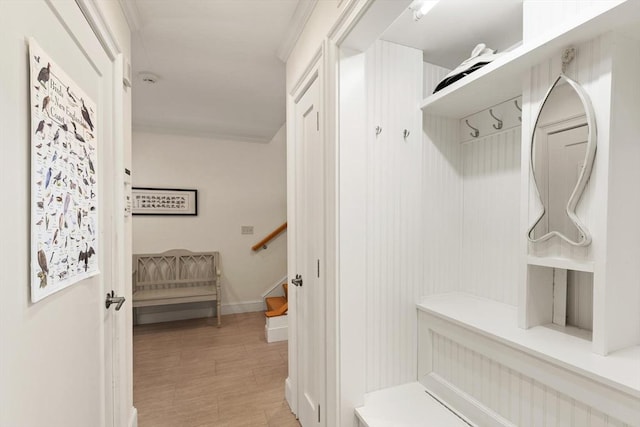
[[566, 270, 594, 331], [422, 113, 462, 298], [423, 61, 450, 98], [425, 328, 634, 427], [430, 331, 632, 427], [461, 128, 521, 305], [364, 40, 426, 392]]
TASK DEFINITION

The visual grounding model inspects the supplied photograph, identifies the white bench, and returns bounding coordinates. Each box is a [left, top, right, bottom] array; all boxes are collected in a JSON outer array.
[[132, 249, 221, 326], [355, 383, 471, 427]]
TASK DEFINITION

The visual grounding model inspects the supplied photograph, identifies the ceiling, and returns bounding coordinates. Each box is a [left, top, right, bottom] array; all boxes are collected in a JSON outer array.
[[381, 0, 522, 69], [122, 0, 522, 142], [122, 0, 310, 142]]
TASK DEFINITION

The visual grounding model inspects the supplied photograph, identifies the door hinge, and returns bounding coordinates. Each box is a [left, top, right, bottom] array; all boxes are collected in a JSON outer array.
[[317, 259, 320, 278], [318, 404, 321, 423], [316, 112, 319, 131]]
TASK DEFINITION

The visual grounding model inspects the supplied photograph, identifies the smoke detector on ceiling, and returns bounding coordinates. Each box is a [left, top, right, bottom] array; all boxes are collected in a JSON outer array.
[[138, 72, 159, 84]]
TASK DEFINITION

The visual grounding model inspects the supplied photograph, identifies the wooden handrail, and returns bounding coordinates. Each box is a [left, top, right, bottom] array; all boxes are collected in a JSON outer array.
[[252, 222, 287, 251]]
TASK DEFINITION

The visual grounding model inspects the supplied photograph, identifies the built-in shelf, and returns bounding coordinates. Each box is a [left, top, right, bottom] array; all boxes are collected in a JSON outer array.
[[527, 255, 594, 272], [417, 292, 640, 397], [420, 0, 640, 118]]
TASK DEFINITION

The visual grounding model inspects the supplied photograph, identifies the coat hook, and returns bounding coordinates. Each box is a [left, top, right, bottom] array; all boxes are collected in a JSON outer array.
[[562, 47, 576, 73], [403, 129, 410, 139], [375, 126, 382, 136], [465, 120, 479, 138], [514, 99, 522, 122], [489, 109, 503, 130]]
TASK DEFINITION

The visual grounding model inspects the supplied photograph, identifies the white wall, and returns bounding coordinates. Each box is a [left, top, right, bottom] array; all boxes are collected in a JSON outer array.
[[132, 126, 287, 316], [0, 1, 132, 426]]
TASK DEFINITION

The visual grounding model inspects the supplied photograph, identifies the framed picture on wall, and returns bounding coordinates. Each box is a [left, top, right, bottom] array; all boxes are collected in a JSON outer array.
[[29, 39, 100, 302], [132, 187, 198, 216]]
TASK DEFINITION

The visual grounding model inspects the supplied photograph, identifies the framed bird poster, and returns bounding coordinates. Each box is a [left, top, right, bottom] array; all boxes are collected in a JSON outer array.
[[29, 38, 99, 303]]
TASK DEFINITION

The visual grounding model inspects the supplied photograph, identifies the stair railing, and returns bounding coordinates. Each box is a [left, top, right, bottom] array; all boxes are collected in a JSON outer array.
[[252, 222, 287, 251]]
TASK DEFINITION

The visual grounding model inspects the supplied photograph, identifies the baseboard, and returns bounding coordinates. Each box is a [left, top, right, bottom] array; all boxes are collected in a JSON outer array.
[[135, 307, 214, 325], [421, 373, 514, 427], [221, 300, 265, 315], [134, 300, 266, 324], [285, 377, 296, 415], [128, 407, 138, 427]]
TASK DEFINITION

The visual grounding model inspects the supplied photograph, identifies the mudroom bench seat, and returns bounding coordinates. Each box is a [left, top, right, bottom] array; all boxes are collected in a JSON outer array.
[[132, 249, 221, 326]]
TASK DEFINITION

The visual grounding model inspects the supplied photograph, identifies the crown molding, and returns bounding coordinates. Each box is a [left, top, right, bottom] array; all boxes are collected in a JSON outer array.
[[118, 0, 142, 32], [75, 0, 122, 59], [276, 0, 319, 62], [132, 122, 282, 144]]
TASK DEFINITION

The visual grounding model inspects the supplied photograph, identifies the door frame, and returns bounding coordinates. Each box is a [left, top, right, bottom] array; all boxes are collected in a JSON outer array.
[[285, 1, 414, 425], [536, 115, 588, 236], [73, 1, 133, 426], [286, 43, 325, 417]]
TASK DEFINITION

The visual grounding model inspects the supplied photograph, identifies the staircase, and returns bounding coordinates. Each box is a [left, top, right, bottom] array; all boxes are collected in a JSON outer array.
[[264, 283, 288, 343]]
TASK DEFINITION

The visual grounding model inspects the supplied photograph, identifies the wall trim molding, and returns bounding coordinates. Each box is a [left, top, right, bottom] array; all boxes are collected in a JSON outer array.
[[135, 300, 266, 324], [285, 377, 295, 416], [327, 0, 370, 43], [261, 275, 288, 298], [221, 300, 265, 315], [290, 45, 323, 98], [117, 0, 141, 33], [135, 306, 215, 325], [128, 407, 138, 427], [75, 0, 122, 59], [277, 0, 319, 62], [132, 123, 273, 144]]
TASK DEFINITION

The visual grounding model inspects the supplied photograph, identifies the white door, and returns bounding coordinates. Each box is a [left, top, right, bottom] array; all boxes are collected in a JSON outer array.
[[294, 74, 325, 427], [0, 1, 123, 425]]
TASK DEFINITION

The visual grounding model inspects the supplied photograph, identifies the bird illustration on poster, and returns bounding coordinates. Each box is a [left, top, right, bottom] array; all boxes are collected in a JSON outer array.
[[29, 38, 100, 303]]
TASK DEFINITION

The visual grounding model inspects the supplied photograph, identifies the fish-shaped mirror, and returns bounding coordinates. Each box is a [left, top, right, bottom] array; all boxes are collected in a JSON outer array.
[[527, 72, 596, 246]]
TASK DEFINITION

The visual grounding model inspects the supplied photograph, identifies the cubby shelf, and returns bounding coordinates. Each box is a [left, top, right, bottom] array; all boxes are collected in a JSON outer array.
[[527, 255, 594, 272], [420, 0, 640, 118], [417, 292, 640, 397]]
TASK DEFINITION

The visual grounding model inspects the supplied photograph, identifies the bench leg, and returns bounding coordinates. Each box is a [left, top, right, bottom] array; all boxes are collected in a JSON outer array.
[[217, 299, 221, 327]]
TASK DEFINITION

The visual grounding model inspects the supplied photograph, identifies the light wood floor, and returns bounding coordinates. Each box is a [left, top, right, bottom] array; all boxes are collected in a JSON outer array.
[[133, 312, 300, 427]]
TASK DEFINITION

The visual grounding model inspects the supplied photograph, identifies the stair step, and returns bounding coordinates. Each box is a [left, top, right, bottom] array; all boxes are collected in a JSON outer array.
[[266, 296, 286, 312]]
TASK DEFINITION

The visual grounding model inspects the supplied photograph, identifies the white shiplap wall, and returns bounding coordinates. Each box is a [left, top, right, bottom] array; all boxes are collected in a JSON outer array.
[[567, 271, 594, 330], [461, 128, 521, 306], [365, 40, 427, 392], [422, 113, 462, 298], [430, 331, 632, 427], [363, 46, 465, 392], [422, 63, 463, 300], [423, 61, 450, 98]]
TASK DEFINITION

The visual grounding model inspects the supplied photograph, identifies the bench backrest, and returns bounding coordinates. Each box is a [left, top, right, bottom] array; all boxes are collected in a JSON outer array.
[[133, 249, 219, 291]]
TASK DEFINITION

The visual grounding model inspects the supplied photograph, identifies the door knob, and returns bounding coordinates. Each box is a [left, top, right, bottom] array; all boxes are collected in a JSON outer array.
[[291, 274, 303, 287], [105, 290, 126, 311]]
